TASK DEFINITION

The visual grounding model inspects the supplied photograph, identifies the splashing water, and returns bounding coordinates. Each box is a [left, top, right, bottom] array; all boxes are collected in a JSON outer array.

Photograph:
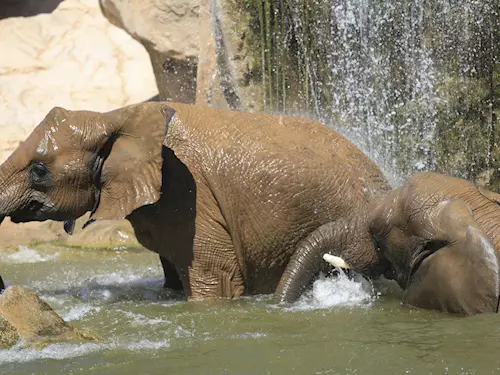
[[0, 246, 59, 263], [288, 272, 375, 311], [286, 0, 440, 185], [0, 339, 171, 365]]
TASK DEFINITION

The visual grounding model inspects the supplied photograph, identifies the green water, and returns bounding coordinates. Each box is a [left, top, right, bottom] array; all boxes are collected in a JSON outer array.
[[0, 245, 498, 375]]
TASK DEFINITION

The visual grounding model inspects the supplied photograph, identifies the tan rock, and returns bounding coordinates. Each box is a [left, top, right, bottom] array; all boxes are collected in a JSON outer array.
[[0, 0, 158, 165], [100, 0, 199, 103], [0, 315, 19, 349], [62, 218, 140, 249], [0, 285, 99, 347], [0, 216, 140, 252], [99, 0, 265, 111]]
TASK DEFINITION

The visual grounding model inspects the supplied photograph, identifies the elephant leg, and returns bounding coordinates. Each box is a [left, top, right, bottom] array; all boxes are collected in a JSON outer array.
[[273, 218, 382, 303], [186, 246, 245, 300], [159, 256, 183, 291], [179, 218, 245, 300]]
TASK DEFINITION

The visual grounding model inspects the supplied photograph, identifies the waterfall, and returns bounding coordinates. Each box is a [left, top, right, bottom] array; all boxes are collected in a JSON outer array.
[[286, 0, 439, 185], [211, 0, 498, 187]]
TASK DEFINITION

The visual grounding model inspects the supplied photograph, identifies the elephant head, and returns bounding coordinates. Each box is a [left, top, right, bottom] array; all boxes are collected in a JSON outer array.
[[0, 103, 174, 228], [367, 172, 500, 316]]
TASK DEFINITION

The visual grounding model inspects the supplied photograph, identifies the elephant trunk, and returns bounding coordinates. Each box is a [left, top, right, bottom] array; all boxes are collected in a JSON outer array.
[[274, 214, 386, 303], [274, 222, 339, 303], [0, 161, 25, 224]]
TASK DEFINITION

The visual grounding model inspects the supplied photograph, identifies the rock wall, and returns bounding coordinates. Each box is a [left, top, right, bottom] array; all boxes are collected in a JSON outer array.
[[0, 0, 158, 164], [100, 0, 200, 103]]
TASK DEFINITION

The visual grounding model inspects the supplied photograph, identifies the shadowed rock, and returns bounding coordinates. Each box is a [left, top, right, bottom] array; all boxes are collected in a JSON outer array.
[[99, 0, 199, 104], [0, 315, 19, 348], [0, 285, 99, 348]]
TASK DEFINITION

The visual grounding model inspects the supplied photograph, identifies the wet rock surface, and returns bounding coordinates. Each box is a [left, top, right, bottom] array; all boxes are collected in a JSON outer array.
[[0, 285, 98, 348]]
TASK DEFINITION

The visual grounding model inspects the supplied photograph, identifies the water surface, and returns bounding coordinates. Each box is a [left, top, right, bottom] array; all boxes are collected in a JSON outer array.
[[0, 245, 498, 374]]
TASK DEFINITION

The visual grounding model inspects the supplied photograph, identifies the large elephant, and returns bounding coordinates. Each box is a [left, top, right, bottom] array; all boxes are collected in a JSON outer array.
[[323, 172, 500, 316], [0, 102, 391, 300]]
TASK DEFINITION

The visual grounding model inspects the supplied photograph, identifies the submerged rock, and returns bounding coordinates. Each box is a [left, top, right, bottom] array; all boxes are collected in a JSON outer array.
[[0, 285, 99, 348], [0, 215, 141, 252]]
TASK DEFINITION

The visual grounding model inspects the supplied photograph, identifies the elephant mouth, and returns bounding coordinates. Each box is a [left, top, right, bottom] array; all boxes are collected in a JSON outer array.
[[9, 199, 49, 223]]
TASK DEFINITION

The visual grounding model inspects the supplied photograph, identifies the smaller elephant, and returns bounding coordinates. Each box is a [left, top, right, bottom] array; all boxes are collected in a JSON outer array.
[[321, 172, 500, 316], [369, 172, 500, 316]]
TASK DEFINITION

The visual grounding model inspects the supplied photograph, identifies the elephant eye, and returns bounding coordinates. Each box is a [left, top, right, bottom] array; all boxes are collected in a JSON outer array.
[[30, 161, 51, 186]]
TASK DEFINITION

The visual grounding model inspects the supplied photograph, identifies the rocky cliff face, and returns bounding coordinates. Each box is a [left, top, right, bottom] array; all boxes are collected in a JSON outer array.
[[99, 0, 200, 104], [0, 0, 158, 164]]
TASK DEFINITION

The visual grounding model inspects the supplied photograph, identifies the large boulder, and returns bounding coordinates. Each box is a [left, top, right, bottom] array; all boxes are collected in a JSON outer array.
[[100, 0, 199, 104], [0, 285, 98, 348], [97, 0, 292, 113], [0, 0, 157, 164]]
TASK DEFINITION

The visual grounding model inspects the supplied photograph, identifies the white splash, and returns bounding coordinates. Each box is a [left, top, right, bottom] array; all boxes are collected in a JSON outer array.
[[230, 332, 267, 339], [0, 246, 59, 263], [86, 272, 145, 285], [0, 339, 170, 364], [62, 305, 102, 321], [121, 311, 171, 326], [126, 339, 170, 351], [288, 272, 374, 311]]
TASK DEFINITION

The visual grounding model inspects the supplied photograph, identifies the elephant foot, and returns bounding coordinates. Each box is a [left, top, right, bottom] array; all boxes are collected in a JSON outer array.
[[159, 256, 183, 291]]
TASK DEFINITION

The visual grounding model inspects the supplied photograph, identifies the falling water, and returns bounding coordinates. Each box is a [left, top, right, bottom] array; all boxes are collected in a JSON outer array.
[[226, 0, 498, 186], [286, 0, 438, 184]]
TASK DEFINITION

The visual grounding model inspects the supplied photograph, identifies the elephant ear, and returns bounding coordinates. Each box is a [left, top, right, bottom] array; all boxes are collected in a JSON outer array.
[[404, 199, 500, 315], [371, 188, 500, 315], [86, 102, 175, 223]]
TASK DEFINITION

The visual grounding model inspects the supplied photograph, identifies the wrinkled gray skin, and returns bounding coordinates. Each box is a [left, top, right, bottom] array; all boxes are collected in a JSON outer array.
[[0, 102, 391, 301], [370, 172, 500, 316]]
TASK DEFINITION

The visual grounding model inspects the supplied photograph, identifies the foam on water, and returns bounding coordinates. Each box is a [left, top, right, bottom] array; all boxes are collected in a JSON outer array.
[[230, 332, 267, 340], [288, 272, 374, 311], [0, 338, 170, 364], [86, 272, 145, 285], [0, 246, 59, 263], [62, 304, 102, 321], [120, 310, 171, 326]]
